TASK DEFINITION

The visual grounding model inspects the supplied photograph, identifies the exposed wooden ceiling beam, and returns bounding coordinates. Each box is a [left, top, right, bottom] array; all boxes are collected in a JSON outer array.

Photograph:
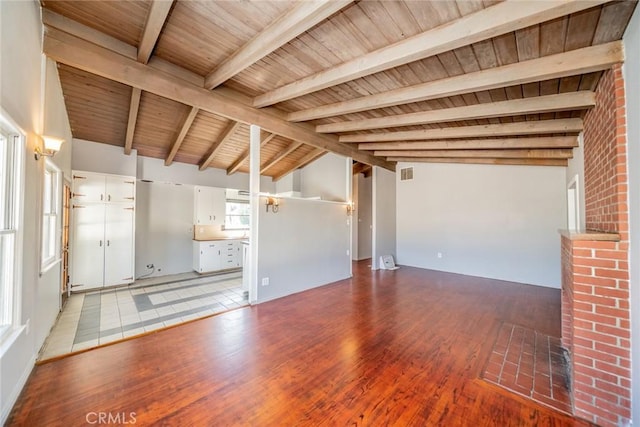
[[44, 8, 204, 86], [227, 132, 276, 175], [199, 121, 242, 171], [43, 27, 395, 171], [124, 88, 142, 155], [205, 0, 352, 89], [387, 157, 568, 167], [137, 0, 174, 64], [272, 149, 327, 181], [339, 119, 584, 143], [352, 162, 371, 175], [289, 41, 623, 122], [359, 136, 579, 151], [42, 9, 137, 58], [317, 92, 595, 133], [260, 140, 304, 174], [252, 0, 610, 107], [377, 149, 573, 159], [165, 106, 199, 166]]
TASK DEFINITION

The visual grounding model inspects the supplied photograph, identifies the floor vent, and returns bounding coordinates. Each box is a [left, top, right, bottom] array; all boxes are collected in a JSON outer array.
[[400, 167, 413, 181]]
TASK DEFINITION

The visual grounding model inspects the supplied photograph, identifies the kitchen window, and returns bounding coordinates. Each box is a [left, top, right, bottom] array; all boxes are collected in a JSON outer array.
[[41, 159, 61, 272], [225, 199, 250, 230], [0, 111, 24, 343]]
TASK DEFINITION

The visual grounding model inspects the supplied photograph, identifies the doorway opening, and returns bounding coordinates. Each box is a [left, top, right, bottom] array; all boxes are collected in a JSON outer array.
[[352, 162, 372, 265]]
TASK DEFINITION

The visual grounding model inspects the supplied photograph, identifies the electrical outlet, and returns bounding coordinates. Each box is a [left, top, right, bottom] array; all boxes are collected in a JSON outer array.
[[146, 263, 154, 269], [261, 277, 270, 286], [346, 249, 350, 256], [437, 252, 443, 258]]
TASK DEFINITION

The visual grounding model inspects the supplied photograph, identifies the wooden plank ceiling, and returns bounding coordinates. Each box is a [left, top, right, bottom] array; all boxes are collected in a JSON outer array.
[[42, 0, 637, 178]]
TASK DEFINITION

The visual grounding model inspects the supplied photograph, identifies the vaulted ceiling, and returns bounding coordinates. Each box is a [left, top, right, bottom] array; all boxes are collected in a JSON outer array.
[[41, 0, 637, 179]]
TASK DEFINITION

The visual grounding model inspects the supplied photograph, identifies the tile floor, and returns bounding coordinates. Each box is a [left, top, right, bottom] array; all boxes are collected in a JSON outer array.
[[482, 322, 572, 414], [39, 271, 248, 361]]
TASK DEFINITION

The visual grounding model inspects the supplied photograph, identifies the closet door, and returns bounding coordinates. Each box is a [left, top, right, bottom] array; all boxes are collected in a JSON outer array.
[[72, 172, 106, 203], [104, 204, 135, 286], [105, 175, 135, 203], [71, 203, 105, 290]]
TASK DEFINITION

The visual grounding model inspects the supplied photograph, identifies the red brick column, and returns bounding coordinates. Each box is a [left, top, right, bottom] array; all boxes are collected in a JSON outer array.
[[560, 65, 631, 427]]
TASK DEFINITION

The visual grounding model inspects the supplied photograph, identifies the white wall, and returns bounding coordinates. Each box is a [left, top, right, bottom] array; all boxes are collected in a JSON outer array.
[[372, 167, 396, 269], [43, 59, 72, 177], [566, 134, 586, 230], [1, 1, 72, 423], [357, 174, 372, 260], [623, 8, 640, 424], [396, 163, 566, 287], [256, 197, 351, 303], [137, 155, 275, 193], [275, 169, 300, 195], [299, 152, 350, 201], [135, 181, 194, 278], [72, 138, 137, 176]]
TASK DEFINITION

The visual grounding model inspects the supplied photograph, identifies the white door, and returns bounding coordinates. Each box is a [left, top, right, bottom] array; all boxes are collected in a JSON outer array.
[[104, 204, 135, 286], [106, 175, 135, 203], [72, 172, 105, 203], [71, 203, 105, 290]]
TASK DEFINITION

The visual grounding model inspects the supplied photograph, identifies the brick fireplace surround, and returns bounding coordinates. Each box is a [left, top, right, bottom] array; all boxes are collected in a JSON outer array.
[[560, 65, 631, 427]]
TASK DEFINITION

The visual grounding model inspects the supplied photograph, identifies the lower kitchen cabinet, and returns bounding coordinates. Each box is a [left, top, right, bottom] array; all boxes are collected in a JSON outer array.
[[193, 239, 243, 273]]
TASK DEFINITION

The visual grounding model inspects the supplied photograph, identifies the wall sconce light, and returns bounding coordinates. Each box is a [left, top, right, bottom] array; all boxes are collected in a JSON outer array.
[[265, 197, 280, 213], [34, 136, 64, 160], [346, 201, 355, 216]]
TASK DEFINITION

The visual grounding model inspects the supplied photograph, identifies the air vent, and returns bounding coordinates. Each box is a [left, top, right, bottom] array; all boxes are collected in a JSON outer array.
[[400, 167, 413, 181]]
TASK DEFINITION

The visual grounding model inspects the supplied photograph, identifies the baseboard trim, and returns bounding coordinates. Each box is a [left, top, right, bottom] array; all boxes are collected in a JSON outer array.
[[1, 354, 36, 425]]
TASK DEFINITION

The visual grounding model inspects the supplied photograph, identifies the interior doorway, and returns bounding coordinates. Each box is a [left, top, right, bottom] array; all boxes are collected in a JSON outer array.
[[61, 182, 71, 306], [352, 162, 372, 262]]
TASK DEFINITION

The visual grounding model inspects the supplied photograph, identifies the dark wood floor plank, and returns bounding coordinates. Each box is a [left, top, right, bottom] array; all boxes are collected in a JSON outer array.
[[8, 261, 592, 426]]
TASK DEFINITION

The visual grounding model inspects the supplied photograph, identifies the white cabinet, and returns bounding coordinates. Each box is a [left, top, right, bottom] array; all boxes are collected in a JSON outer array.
[[194, 186, 225, 226], [193, 239, 243, 273], [220, 240, 242, 269], [72, 171, 135, 203], [71, 171, 135, 291], [193, 241, 222, 273]]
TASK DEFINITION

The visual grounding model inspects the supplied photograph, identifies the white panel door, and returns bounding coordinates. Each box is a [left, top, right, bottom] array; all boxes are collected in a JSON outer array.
[[106, 175, 135, 203], [71, 203, 105, 290], [104, 204, 135, 286], [72, 171, 105, 203]]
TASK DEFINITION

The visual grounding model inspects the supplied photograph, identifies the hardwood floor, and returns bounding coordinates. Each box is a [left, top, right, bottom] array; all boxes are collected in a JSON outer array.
[[9, 261, 593, 426]]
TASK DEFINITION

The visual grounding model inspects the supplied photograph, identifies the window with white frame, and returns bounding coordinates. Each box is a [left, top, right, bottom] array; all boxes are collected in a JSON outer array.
[[41, 159, 61, 272], [0, 113, 24, 341], [225, 199, 250, 230]]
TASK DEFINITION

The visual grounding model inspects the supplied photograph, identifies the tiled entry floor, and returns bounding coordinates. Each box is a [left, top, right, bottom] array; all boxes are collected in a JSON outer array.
[[39, 271, 247, 361], [482, 322, 572, 414]]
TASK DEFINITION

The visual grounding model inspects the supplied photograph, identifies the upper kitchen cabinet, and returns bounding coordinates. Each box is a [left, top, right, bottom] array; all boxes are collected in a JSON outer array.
[[72, 170, 135, 203], [194, 186, 225, 226]]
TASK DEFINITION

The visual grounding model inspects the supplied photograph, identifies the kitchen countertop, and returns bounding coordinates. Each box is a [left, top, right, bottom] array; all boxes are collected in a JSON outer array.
[[193, 237, 249, 242]]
